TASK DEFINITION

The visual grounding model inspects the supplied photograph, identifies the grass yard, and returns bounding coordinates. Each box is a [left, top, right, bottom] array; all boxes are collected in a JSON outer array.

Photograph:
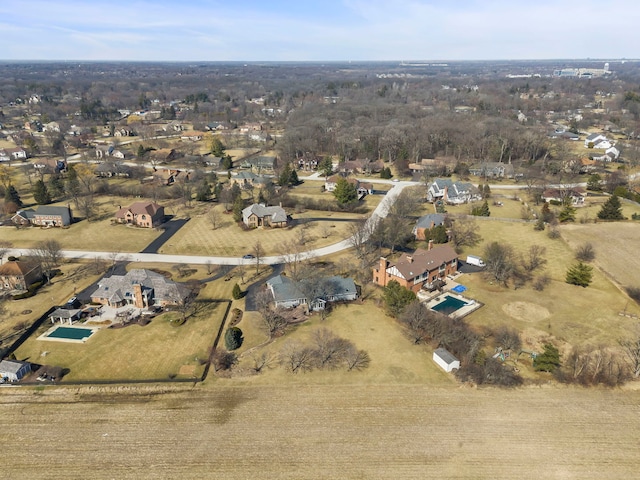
[[159, 204, 362, 256], [13, 299, 226, 382], [230, 300, 455, 386], [0, 195, 161, 252], [456, 220, 640, 361]]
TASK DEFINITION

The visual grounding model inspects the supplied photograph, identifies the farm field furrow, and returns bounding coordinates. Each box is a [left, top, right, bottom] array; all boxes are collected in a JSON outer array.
[[2, 385, 640, 479]]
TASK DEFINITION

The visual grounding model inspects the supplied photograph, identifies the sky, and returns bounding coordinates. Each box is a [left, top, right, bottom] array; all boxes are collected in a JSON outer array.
[[1, 0, 638, 61]]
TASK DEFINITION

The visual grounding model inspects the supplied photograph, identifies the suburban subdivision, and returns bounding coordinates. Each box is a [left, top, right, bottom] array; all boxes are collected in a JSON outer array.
[[1, 57, 640, 479]]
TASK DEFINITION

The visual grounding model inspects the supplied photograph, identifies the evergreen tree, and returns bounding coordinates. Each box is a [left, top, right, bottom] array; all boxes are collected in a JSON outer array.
[[471, 200, 490, 216], [597, 194, 624, 220], [222, 155, 233, 170], [278, 163, 293, 186], [565, 261, 593, 287], [541, 202, 554, 223], [333, 177, 358, 205], [48, 174, 65, 199], [558, 203, 576, 222], [482, 184, 491, 198], [66, 165, 81, 202], [195, 179, 211, 202], [380, 167, 392, 179], [33, 179, 52, 205], [224, 327, 244, 350], [209, 137, 226, 157], [534, 344, 560, 372], [233, 196, 244, 222], [383, 280, 417, 317], [137, 144, 146, 159], [318, 157, 334, 177], [587, 173, 602, 191], [232, 283, 243, 300], [230, 183, 242, 202], [4, 185, 23, 208], [534, 217, 545, 231], [289, 168, 299, 185]]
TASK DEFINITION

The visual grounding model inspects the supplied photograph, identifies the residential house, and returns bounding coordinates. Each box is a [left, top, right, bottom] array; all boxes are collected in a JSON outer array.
[[297, 153, 320, 171], [373, 244, 459, 293], [585, 133, 612, 149], [95, 144, 114, 159], [95, 162, 132, 178], [266, 274, 358, 311], [33, 158, 67, 174], [408, 158, 451, 175], [240, 155, 277, 172], [0, 260, 42, 291], [0, 359, 31, 382], [469, 162, 515, 179], [111, 149, 126, 159], [114, 127, 135, 137], [427, 179, 481, 204], [1, 147, 28, 160], [153, 168, 185, 185], [413, 214, 446, 241], [180, 131, 205, 142], [240, 122, 263, 133], [247, 131, 270, 143], [242, 203, 288, 228], [542, 187, 587, 206], [230, 172, 273, 189], [592, 146, 620, 163], [163, 120, 183, 132], [433, 348, 460, 372], [149, 148, 181, 164], [90, 269, 192, 309], [206, 121, 232, 131], [43, 121, 60, 133], [0, 150, 9, 162], [12, 205, 73, 227], [115, 202, 165, 228], [203, 155, 223, 169]]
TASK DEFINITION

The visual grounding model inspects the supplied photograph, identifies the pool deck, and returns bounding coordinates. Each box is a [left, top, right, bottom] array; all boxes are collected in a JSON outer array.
[[37, 324, 102, 344], [420, 274, 483, 319]]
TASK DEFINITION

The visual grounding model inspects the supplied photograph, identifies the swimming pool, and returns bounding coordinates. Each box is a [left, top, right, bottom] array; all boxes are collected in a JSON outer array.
[[44, 326, 95, 341], [431, 295, 468, 315]]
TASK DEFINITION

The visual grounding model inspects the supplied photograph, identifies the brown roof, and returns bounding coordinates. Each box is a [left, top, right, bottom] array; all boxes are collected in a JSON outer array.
[[116, 202, 163, 218], [391, 245, 458, 280], [0, 261, 39, 277]]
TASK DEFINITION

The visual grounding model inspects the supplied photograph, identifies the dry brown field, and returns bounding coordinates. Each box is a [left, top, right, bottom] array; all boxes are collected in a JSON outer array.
[[1, 383, 640, 479]]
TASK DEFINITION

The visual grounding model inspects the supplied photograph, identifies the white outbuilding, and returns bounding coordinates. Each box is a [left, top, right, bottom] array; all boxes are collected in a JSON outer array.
[[0, 359, 31, 382], [433, 348, 460, 373]]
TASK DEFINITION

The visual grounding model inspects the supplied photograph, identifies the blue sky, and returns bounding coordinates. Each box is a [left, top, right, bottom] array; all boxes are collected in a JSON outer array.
[[1, 0, 637, 61]]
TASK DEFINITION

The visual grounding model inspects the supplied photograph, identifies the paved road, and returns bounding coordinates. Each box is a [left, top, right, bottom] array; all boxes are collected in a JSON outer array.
[[5, 181, 414, 266], [140, 218, 190, 254]]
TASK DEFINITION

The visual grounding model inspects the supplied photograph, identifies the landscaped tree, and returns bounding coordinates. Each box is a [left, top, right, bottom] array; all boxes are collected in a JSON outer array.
[[619, 324, 640, 378], [534, 343, 561, 373], [399, 300, 431, 344], [597, 194, 624, 220], [4, 185, 23, 208], [318, 157, 334, 177], [448, 216, 482, 250], [252, 241, 264, 275], [483, 241, 516, 285], [333, 176, 358, 206], [224, 327, 244, 351], [558, 202, 576, 223], [575, 242, 595, 262], [195, 179, 211, 202], [380, 167, 392, 179], [232, 283, 243, 300], [232, 196, 244, 223], [587, 173, 603, 191], [471, 199, 490, 217], [565, 261, 593, 287], [209, 136, 226, 157], [424, 224, 448, 244], [32, 179, 52, 205], [383, 280, 416, 317]]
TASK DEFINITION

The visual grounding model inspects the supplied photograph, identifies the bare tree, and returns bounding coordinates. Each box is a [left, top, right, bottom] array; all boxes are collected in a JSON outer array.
[[344, 346, 371, 371], [208, 206, 221, 230], [311, 328, 352, 370], [448, 216, 482, 250], [212, 349, 238, 371], [33, 239, 63, 280], [494, 326, 522, 351], [319, 223, 332, 239], [204, 260, 214, 275], [523, 245, 547, 273], [0, 240, 12, 264], [390, 187, 421, 217], [279, 240, 311, 282], [483, 241, 516, 285], [399, 300, 431, 344], [348, 217, 374, 259], [575, 242, 595, 262], [252, 241, 264, 275], [619, 325, 640, 378], [250, 351, 278, 373], [280, 341, 315, 373], [256, 289, 288, 337]]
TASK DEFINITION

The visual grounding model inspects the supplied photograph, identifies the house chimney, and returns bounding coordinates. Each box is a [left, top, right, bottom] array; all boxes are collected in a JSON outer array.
[[132, 283, 144, 309], [428, 240, 434, 251], [407, 255, 413, 263]]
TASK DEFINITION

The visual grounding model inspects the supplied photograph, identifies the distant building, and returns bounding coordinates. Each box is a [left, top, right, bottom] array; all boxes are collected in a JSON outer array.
[[0, 260, 42, 291], [0, 359, 31, 382], [11, 205, 73, 227], [242, 203, 288, 228], [115, 202, 165, 228], [427, 179, 481, 204], [266, 274, 358, 311]]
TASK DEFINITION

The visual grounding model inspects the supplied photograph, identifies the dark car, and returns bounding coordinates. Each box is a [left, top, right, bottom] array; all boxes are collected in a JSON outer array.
[[242, 254, 255, 260]]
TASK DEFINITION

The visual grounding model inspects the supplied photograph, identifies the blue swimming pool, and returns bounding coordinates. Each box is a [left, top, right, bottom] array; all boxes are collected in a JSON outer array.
[[431, 295, 467, 315]]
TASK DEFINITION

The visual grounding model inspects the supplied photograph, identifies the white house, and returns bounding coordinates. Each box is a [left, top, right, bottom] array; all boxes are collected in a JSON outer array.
[[585, 133, 612, 149], [0, 359, 31, 382], [433, 348, 460, 373], [427, 179, 481, 204]]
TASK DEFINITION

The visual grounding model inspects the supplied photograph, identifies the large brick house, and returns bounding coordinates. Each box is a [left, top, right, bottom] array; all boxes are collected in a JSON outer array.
[[90, 269, 192, 309], [115, 202, 165, 228], [373, 244, 459, 293], [11, 205, 73, 227], [0, 261, 43, 291]]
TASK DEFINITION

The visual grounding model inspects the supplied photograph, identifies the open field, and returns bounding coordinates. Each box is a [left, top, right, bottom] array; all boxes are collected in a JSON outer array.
[[0, 195, 161, 252], [1, 384, 640, 479], [159, 203, 362, 256]]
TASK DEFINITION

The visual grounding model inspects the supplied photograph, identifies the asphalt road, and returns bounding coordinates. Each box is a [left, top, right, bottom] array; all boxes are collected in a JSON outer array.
[[140, 218, 190, 254]]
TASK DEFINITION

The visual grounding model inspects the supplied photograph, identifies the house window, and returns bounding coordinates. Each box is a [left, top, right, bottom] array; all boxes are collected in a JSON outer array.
[[141, 215, 146, 220]]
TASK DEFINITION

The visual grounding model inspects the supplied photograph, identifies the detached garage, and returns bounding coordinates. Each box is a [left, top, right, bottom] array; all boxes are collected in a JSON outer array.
[[0, 359, 31, 382], [433, 348, 460, 373]]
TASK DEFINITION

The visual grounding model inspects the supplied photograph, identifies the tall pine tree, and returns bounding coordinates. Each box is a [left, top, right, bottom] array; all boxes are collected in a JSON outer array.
[[597, 194, 624, 220], [33, 179, 52, 204], [4, 185, 23, 208]]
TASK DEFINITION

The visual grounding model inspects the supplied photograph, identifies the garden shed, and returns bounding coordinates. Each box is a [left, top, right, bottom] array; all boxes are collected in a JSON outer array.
[[433, 348, 460, 372], [0, 359, 31, 382]]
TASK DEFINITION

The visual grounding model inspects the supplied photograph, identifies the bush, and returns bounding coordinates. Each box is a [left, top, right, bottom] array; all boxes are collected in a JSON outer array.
[[625, 286, 640, 305], [534, 344, 560, 372], [224, 327, 244, 350], [532, 274, 550, 291], [232, 283, 243, 300], [575, 243, 595, 262], [547, 227, 560, 239]]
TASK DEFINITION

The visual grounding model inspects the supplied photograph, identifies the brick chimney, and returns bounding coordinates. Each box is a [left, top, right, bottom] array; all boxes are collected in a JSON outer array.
[[375, 257, 389, 286], [406, 255, 413, 263], [132, 283, 144, 308], [428, 240, 434, 251]]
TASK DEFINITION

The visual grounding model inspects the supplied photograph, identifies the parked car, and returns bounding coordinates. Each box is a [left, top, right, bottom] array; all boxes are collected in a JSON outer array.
[[242, 254, 255, 260]]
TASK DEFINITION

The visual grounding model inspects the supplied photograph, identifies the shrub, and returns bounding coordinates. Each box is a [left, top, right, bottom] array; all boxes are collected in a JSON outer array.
[[547, 227, 560, 239], [575, 243, 595, 262], [625, 286, 640, 305], [232, 283, 243, 300], [534, 344, 561, 372], [532, 274, 550, 291], [224, 327, 244, 350]]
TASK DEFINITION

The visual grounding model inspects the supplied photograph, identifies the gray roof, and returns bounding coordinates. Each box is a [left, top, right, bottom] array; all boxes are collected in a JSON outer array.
[[434, 347, 459, 365], [431, 179, 478, 200], [586, 132, 604, 141], [50, 308, 82, 319], [95, 162, 132, 174], [0, 359, 30, 375], [91, 269, 190, 305], [415, 214, 445, 229], [267, 274, 357, 304], [242, 203, 287, 223], [35, 206, 72, 223]]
